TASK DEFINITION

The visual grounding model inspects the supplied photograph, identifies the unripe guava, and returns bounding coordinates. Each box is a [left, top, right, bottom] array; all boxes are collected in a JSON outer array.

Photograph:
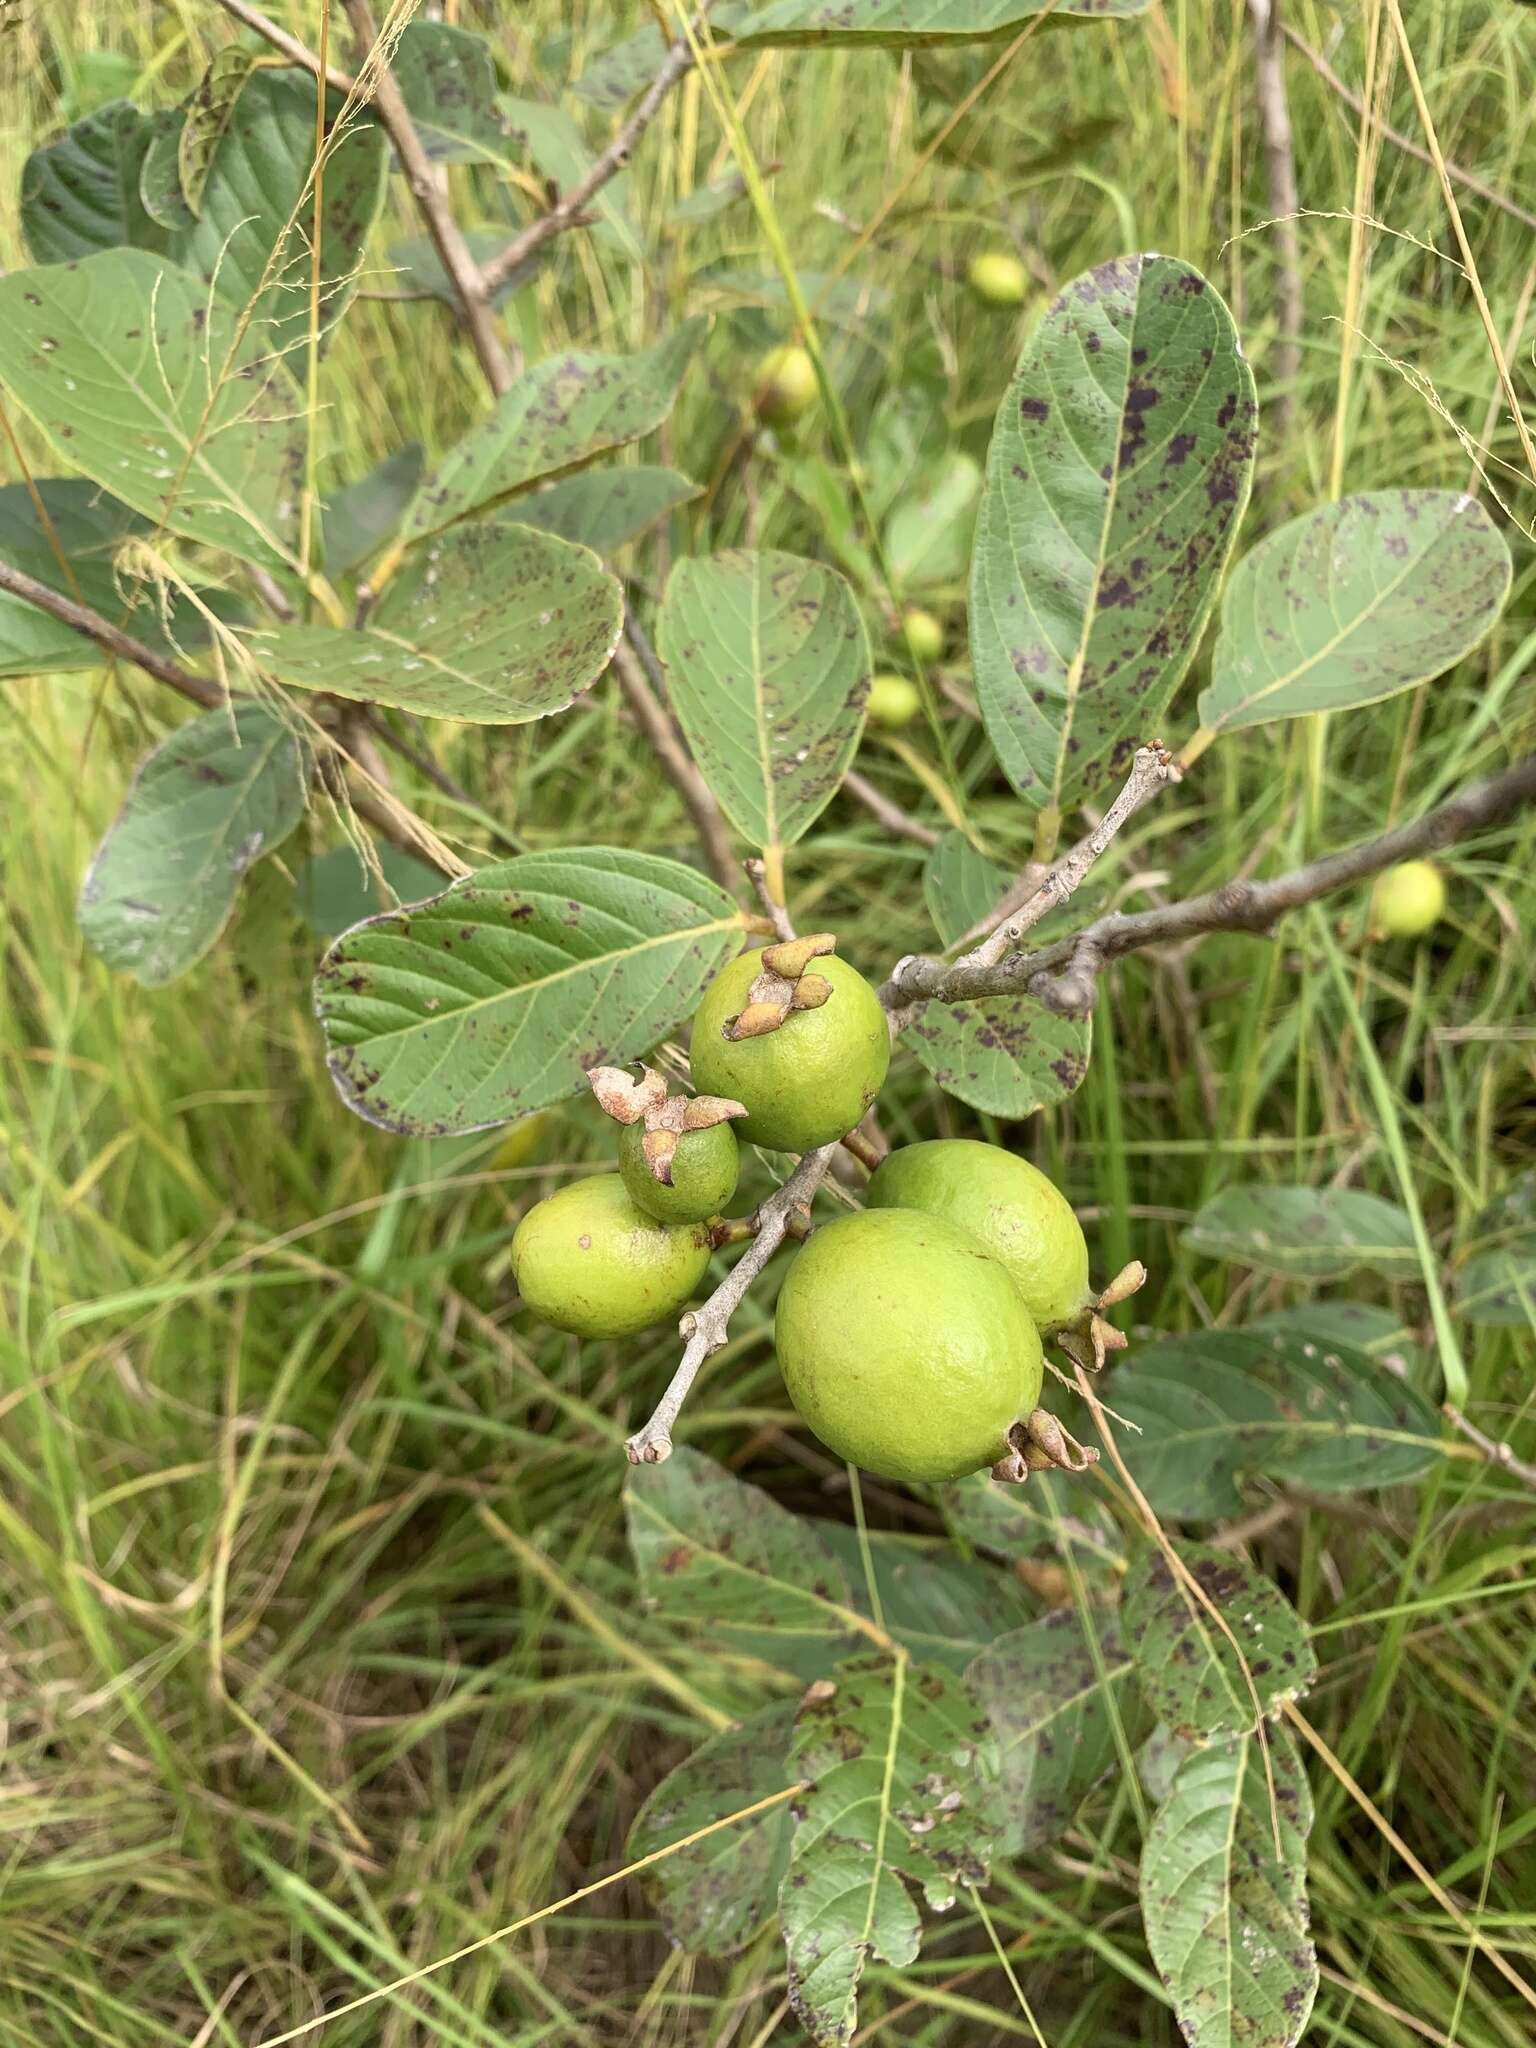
[[619, 1117, 739, 1225], [866, 672, 922, 729], [967, 250, 1029, 307], [755, 344, 818, 424], [866, 1138, 1090, 1331], [690, 950, 890, 1151], [899, 607, 945, 664], [511, 1175, 710, 1338], [775, 1208, 1044, 1481], [1372, 859, 1446, 939]]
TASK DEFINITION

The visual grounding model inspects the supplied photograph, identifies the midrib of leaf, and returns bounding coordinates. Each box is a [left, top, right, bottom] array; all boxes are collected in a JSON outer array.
[[1142, 1415, 1443, 1455], [344, 905, 746, 1047], [166, 718, 293, 906], [857, 1652, 906, 1963], [628, 1491, 877, 1644], [750, 558, 778, 857]]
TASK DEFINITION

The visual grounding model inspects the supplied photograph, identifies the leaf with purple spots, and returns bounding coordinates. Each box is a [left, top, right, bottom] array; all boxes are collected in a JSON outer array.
[[970, 253, 1255, 813], [905, 993, 1090, 1120]]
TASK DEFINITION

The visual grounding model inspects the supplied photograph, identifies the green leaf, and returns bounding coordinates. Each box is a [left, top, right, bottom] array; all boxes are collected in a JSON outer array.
[[21, 101, 165, 262], [658, 549, 871, 853], [137, 110, 195, 232], [0, 478, 217, 677], [812, 1523, 1034, 1670], [1199, 491, 1512, 737], [294, 843, 444, 939], [1123, 1542, 1316, 1743], [885, 450, 980, 590], [574, 8, 757, 109], [970, 254, 1255, 813], [169, 69, 388, 359], [1098, 1327, 1441, 1517], [781, 1654, 994, 2048], [702, 264, 891, 332], [315, 849, 746, 1134], [0, 250, 304, 574], [629, 1700, 798, 1957], [322, 445, 425, 577], [1183, 1183, 1418, 1281], [404, 319, 706, 540], [940, 1469, 1126, 1578], [178, 47, 260, 214], [1453, 1172, 1536, 1329], [627, 1448, 861, 1668], [509, 466, 699, 555], [863, 386, 948, 523], [922, 830, 1008, 946], [1247, 1303, 1424, 1378], [739, 1, 1154, 47], [79, 703, 309, 986], [1140, 1728, 1317, 2048], [250, 521, 623, 723], [969, 1609, 1146, 1852], [386, 228, 532, 306], [393, 22, 510, 164], [905, 997, 1090, 1120], [499, 96, 640, 257]]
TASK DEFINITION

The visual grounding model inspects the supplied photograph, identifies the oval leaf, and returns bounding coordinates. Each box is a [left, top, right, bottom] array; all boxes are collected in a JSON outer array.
[[1184, 1183, 1418, 1282], [629, 1700, 799, 1958], [1123, 1542, 1316, 1743], [251, 522, 623, 723], [970, 254, 1255, 813], [0, 250, 304, 573], [21, 101, 165, 262], [315, 849, 746, 1134], [906, 997, 1090, 1119], [79, 703, 309, 986], [392, 22, 510, 164], [509, 466, 699, 555], [739, 1, 1153, 44], [178, 47, 259, 214], [1140, 1729, 1317, 2048], [405, 319, 706, 539], [659, 549, 871, 854], [922, 830, 1009, 946], [1199, 491, 1512, 736]]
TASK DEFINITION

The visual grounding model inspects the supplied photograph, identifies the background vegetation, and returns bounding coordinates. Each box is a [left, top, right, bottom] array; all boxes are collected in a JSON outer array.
[[2, 2, 1534, 2043]]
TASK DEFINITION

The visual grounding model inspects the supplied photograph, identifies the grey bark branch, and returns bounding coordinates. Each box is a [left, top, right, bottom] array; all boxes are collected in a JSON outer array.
[[1248, 0, 1303, 431], [212, 0, 359, 93], [885, 751, 1536, 1012]]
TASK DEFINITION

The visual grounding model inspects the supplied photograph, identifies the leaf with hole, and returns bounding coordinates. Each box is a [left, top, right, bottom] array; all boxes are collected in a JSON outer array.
[[79, 703, 309, 986], [905, 997, 1090, 1120], [315, 849, 746, 1134], [969, 1609, 1146, 1852], [322, 445, 426, 577], [1140, 1727, 1317, 2048], [658, 549, 870, 854], [1123, 1543, 1316, 1743], [405, 319, 706, 539], [1184, 1183, 1418, 1282], [509, 466, 699, 555], [1095, 1327, 1440, 1517], [781, 1653, 994, 2048], [738, 1, 1154, 43], [393, 22, 511, 163], [250, 521, 623, 723], [1199, 492, 1512, 736], [970, 253, 1254, 813], [628, 1700, 798, 1957], [0, 251, 305, 574], [21, 100, 166, 262]]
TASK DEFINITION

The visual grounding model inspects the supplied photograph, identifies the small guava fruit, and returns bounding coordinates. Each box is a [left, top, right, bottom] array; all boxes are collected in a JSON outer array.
[[690, 950, 891, 1151], [866, 1138, 1090, 1332], [775, 1208, 1044, 1482], [511, 1175, 711, 1339], [865, 672, 922, 729], [1372, 859, 1446, 938], [899, 606, 945, 664], [968, 250, 1029, 307], [619, 1117, 739, 1225], [755, 344, 818, 424]]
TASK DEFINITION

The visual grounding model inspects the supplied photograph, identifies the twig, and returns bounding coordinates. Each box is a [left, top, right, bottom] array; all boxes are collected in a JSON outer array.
[[744, 857, 796, 943], [1247, 0, 1303, 430], [480, 6, 713, 297], [212, 0, 358, 93], [842, 766, 941, 848], [1442, 1404, 1536, 1492], [611, 635, 738, 891], [1281, 25, 1536, 235], [885, 751, 1536, 1013], [624, 1145, 837, 1464], [342, 0, 514, 397]]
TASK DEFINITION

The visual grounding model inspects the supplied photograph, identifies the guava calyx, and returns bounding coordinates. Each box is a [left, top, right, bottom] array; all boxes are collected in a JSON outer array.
[[1054, 1259, 1148, 1373], [991, 1408, 1099, 1484], [587, 1062, 745, 1187], [723, 932, 839, 1042]]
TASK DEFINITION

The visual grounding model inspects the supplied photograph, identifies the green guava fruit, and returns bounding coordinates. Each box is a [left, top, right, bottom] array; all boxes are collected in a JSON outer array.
[[866, 1138, 1090, 1332], [774, 1208, 1044, 1481], [865, 672, 922, 729], [1372, 859, 1446, 938], [967, 250, 1029, 306], [899, 607, 944, 664], [689, 951, 890, 1151], [755, 344, 818, 424], [511, 1175, 710, 1339], [619, 1118, 740, 1226]]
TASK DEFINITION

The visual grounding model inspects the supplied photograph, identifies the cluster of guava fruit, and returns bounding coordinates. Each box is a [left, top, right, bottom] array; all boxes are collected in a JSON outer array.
[[512, 933, 1112, 1489]]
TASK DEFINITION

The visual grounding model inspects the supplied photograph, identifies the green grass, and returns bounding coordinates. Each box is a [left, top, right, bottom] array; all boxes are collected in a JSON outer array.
[[3, 1, 1536, 2042]]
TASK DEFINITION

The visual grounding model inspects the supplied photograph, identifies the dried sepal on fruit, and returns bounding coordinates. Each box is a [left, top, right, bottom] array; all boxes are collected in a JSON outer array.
[[1054, 1259, 1147, 1375], [990, 1408, 1099, 1484], [723, 933, 838, 1043], [587, 1063, 745, 1186]]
